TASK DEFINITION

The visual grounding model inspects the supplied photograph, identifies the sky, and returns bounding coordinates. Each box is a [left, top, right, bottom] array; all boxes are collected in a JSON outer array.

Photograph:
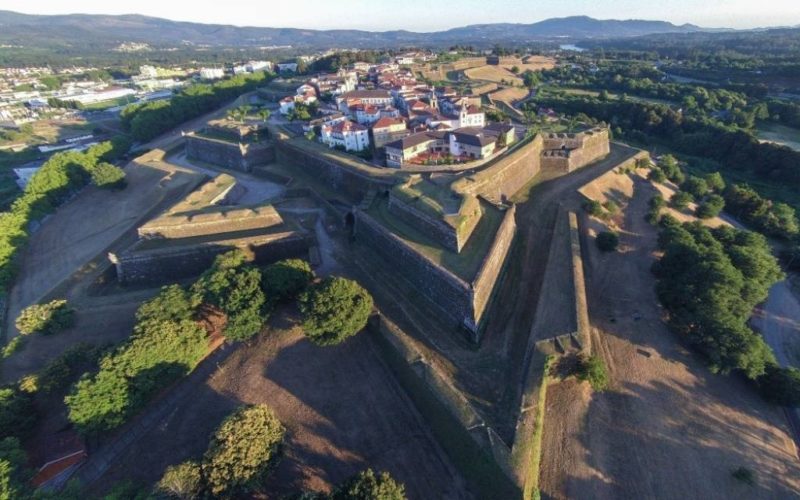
[[3, 0, 799, 31]]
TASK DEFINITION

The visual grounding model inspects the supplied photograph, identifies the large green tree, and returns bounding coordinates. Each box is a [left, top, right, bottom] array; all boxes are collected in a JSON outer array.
[[299, 277, 373, 346], [203, 405, 285, 497]]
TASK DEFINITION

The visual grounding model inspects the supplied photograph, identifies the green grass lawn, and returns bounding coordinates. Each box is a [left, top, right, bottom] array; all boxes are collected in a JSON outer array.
[[79, 95, 138, 111], [756, 122, 800, 151]]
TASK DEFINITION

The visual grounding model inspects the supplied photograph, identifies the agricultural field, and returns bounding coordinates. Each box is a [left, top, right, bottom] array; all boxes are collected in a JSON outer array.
[[465, 65, 524, 86]]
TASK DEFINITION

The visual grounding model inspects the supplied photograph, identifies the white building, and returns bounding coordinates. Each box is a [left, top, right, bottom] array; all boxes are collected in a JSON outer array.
[[276, 63, 299, 73], [321, 120, 370, 152], [199, 67, 225, 80], [279, 97, 296, 115]]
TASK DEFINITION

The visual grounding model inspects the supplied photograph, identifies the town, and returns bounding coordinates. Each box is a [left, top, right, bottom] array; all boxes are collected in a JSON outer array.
[[1, 5, 800, 500]]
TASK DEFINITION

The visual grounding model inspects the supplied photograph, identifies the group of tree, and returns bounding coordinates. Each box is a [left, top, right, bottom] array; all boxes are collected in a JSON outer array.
[[120, 70, 274, 142], [723, 183, 799, 240], [0, 138, 129, 290], [15, 299, 74, 335], [64, 252, 372, 434], [157, 404, 285, 498], [527, 92, 800, 197], [653, 219, 800, 404]]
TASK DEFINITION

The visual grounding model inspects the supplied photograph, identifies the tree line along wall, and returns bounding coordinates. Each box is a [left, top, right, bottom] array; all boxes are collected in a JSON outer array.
[[110, 231, 311, 285], [185, 135, 275, 172], [275, 141, 395, 202]]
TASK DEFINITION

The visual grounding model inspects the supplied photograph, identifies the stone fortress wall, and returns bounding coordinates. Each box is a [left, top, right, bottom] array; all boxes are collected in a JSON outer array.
[[137, 205, 284, 240], [111, 230, 311, 284], [540, 128, 610, 173], [354, 205, 517, 339], [275, 140, 396, 201], [110, 174, 310, 285], [185, 134, 275, 173]]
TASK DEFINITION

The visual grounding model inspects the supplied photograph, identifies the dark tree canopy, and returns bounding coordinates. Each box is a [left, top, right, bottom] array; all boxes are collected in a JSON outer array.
[[203, 405, 285, 497], [332, 469, 407, 500], [261, 259, 314, 303], [299, 277, 373, 346]]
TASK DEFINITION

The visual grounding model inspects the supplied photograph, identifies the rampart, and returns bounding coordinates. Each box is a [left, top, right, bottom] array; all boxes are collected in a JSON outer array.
[[275, 140, 396, 202], [355, 205, 516, 338], [540, 128, 610, 173], [110, 230, 311, 285], [453, 134, 544, 203], [185, 133, 275, 172], [138, 205, 284, 240], [470, 205, 517, 331], [355, 210, 473, 328]]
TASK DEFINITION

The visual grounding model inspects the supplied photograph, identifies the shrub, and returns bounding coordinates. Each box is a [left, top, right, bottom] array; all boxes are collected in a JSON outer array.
[[15, 299, 74, 335], [582, 199, 603, 217], [595, 231, 619, 252], [261, 259, 314, 303], [681, 176, 709, 198], [1, 337, 25, 359], [576, 355, 609, 391], [705, 171, 726, 192], [0, 437, 29, 500], [669, 191, 694, 210], [66, 319, 207, 434], [648, 167, 667, 183], [696, 193, 725, 219], [203, 405, 285, 497], [602, 200, 619, 215], [731, 467, 755, 486], [191, 250, 266, 341], [90, 162, 127, 190], [757, 365, 800, 407], [332, 469, 407, 500], [136, 284, 197, 325], [0, 387, 37, 439], [299, 277, 373, 346], [157, 461, 203, 500]]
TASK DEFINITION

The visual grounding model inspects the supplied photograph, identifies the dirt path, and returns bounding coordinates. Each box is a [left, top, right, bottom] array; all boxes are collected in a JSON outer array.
[[89, 316, 471, 499], [753, 282, 800, 367], [540, 174, 800, 499]]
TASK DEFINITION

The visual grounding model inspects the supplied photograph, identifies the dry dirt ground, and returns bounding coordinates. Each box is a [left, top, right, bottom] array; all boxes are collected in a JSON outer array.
[[91, 312, 470, 499], [540, 172, 800, 499], [464, 57, 556, 86], [489, 87, 530, 107]]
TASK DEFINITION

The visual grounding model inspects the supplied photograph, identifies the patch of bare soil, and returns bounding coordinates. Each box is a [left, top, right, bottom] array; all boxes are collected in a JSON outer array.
[[540, 174, 800, 499], [91, 313, 470, 499]]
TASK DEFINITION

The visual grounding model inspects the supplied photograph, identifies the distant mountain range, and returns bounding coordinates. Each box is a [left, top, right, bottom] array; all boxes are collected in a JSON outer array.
[[0, 11, 721, 50]]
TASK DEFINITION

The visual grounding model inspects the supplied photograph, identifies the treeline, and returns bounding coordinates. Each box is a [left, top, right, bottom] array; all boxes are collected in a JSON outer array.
[[529, 93, 800, 190], [119, 71, 274, 142], [308, 51, 385, 72], [653, 220, 800, 405], [0, 138, 129, 290], [65, 251, 268, 434], [766, 99, 800, 129], [65, 252, 372, 435]]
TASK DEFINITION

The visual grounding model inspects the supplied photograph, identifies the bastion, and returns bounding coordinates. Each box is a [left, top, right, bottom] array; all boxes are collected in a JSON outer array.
[[184, 119, 275, 172], [110, 174, 311, 284]]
